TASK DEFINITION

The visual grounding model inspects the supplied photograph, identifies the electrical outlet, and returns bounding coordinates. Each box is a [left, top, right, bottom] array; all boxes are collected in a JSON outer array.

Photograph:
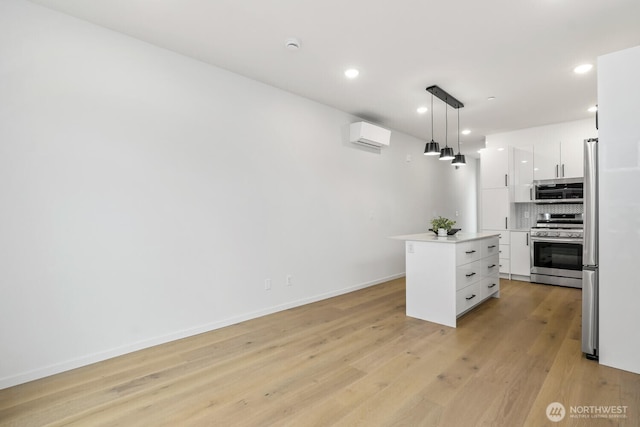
[[286, 275, 293, 286], [407, 242, 414, 254], [264, 279, 271, 290], [524, 211, 530, 219]]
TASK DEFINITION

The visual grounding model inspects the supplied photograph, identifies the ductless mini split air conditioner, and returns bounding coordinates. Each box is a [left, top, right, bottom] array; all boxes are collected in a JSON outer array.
[[349, 122, 391, 149]]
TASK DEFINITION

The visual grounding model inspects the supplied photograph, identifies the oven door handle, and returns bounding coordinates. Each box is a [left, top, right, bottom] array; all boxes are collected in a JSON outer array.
[[530, 237, 583, 244]]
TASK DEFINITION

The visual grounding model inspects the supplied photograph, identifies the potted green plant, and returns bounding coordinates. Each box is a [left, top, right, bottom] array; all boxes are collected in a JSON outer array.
[[430, 216, 456, 236]]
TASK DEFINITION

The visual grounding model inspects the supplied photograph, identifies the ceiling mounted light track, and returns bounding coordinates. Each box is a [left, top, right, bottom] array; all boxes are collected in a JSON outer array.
[[426, 85, 464, 109]]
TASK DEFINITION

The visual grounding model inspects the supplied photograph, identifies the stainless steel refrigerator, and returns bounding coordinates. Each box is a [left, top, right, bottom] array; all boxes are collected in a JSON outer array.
[[582, 138, 599, 360]]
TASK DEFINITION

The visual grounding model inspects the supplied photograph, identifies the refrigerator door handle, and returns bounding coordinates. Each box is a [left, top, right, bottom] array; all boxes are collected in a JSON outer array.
[[583, 138, 598, 267]]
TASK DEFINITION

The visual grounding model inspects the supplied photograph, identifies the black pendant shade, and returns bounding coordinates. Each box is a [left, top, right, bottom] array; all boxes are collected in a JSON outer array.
[[439, 146, 455, 161], [451, 105, 466, 166], [439, 99, 454, 160], [452, 153, 466, 165], [423, 92, 440, 155], [424, 140, 440, 155]]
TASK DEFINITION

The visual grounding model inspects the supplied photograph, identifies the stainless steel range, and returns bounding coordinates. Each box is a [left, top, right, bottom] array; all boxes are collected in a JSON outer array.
[[530, 213, 583, 288]]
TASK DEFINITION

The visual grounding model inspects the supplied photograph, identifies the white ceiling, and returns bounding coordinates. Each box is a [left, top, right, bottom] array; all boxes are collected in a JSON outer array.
[[29, 0, 640, 155]]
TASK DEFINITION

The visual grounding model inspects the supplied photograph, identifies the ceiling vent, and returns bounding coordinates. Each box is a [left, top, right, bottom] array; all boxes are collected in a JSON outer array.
[[349, 122, 391, 149]]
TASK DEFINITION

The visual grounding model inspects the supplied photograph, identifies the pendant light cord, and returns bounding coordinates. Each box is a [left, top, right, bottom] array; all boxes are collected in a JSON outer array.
[[457, 107, 461, 152], [445, 98, 448, 148], [430, 93, 434, 140]]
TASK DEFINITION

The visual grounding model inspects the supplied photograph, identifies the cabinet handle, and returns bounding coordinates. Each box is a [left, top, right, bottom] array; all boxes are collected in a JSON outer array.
[[505, 217, 508, 229], [466, 294, 477, 301], [556, 164, 559, 177], [562, 164, 565, 177], [465, 250, 476, 254], [488, 245, 497, 249], [526, 233, 529, 246], [504, 174, 508, 187], [530, 187, 533, 200], [488, 264, 497, 269], [488, 283, 497, 288], [465, 272, 476, 277]]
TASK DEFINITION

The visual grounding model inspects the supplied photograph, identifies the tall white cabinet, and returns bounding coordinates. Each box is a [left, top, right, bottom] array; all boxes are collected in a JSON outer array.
[[480, 147, 511, 231]]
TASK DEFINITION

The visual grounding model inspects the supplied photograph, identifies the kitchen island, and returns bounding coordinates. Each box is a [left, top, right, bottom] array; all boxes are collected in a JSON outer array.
[[392, 232, 501, 327]]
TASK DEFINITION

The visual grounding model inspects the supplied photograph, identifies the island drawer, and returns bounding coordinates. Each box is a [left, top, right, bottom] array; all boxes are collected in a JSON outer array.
[[456, 281, 483, 315], [456, 260, 483, 290], [483, 254, 500, 277], [455, 241, 483, 265], [481, 276, 500, 299], [481, 237, 500, 258]]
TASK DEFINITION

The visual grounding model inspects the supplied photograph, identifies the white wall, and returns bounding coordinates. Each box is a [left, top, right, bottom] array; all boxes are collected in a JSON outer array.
[[0, 0, 477, 388], [598, 45, 640, 374]]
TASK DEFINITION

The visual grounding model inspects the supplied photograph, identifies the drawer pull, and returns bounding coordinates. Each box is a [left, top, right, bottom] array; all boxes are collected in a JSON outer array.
[[488, 283, 497, 288], [487, 264, 497, 268], [465, 250, 476, 254], [465, 294, 477, 301], [465, 272, 476, 278], [488, 245, 497, 249]]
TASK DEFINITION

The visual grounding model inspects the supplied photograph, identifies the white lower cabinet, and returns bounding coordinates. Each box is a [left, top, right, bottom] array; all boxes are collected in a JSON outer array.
[[510, 231, 531, 277]]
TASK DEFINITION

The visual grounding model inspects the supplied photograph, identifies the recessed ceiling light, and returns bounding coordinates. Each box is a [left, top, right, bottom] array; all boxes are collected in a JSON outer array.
[[574, 63, 593, 74], [497, 147, 505, 151], [417, 106, 428, 114], [588, 106, 598, 113], [487, 96, 496, 101], [344, 68, 359, 79], [461, 129, 471, 135], [521, 160, 528, 164]]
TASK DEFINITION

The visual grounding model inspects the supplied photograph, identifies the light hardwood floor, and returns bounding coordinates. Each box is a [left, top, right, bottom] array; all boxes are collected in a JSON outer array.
[[1, 279, 638, 426]]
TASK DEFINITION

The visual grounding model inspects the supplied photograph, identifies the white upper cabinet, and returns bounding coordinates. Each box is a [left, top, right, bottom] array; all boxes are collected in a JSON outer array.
[[533, 140, 561, 180], [560, 137, 584, 178], [480, 146, 509, 189], [533, 138, 585, 180], [513, 146, 534, 202]]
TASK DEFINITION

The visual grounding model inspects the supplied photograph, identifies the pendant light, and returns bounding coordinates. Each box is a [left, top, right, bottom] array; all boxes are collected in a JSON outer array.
[[451, 107, 466, 166], [439, 99, 455, 161], [423, 92, 440, 155]]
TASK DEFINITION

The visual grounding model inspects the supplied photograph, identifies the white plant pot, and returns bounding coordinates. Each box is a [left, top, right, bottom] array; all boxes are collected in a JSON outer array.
[[437, 228, 447, 237]]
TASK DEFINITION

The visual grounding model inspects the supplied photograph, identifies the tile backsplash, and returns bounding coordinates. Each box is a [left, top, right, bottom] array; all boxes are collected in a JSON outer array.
[[515, 203, 584, 229]]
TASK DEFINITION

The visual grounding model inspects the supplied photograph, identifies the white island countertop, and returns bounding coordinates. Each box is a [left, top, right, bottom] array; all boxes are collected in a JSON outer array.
[[391, 231, 500, 244]]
